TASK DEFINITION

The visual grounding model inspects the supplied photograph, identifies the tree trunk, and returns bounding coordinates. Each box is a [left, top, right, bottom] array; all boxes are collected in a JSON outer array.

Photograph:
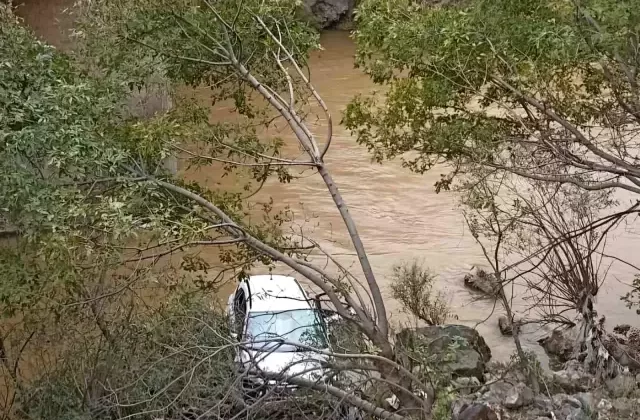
[[317, 164, 389, 337], [498, 288, 540, 393], [578, 293, 620, 380]]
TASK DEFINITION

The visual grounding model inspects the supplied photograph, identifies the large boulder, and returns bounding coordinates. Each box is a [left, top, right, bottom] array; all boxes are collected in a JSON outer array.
[[396, 325, 491, 381], [301, 0, 354, 29], [463, 266, 499, 296]]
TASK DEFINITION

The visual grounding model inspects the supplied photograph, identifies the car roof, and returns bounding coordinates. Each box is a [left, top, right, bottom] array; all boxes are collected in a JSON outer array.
[[246, 275, 312, 313]]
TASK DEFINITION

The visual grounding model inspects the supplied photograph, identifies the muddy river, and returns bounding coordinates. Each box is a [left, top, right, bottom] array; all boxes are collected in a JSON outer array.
[[14, 0, 640, 361]]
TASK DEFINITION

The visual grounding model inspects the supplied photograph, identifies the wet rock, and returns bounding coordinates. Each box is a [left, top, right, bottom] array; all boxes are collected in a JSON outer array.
[[503, 382, 534, 409], [605, 374, 636, 398], [614, 324, 632, 335], [301, 0, 354, 28], [456, 403, 499, 420], [538, 329, 576, 363], [396, 325, 491, 380], [464, 266, 499, 296], [498, 315, 512, 336]]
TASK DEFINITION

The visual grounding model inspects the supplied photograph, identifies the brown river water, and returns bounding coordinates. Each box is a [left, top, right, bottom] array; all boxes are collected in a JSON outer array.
[[14, 0, 640, 361]]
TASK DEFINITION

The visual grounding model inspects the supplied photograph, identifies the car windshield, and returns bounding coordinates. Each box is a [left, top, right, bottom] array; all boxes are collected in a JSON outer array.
[[245, 309, 328, 352]]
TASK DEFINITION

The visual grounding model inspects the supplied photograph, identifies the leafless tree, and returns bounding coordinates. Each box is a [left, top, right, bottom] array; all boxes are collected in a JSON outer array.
[[462, 167, 640, 380], [462, 172, 540, 392]]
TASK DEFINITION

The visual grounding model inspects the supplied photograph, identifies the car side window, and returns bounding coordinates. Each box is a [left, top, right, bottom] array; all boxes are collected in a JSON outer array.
[[234, 289, 247, 337]]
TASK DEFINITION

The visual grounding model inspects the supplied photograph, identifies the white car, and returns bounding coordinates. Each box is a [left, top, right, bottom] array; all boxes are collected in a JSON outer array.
[[227, 275, 331, 396]]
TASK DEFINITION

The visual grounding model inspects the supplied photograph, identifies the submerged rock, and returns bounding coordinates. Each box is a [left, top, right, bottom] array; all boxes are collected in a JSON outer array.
[[464, 266, 499, 296], [538, 328, 576, 363], [498, 315, 512, 336]]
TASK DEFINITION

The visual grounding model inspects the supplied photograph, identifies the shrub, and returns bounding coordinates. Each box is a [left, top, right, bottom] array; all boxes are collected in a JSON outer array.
[[391, 261, 452, 325]]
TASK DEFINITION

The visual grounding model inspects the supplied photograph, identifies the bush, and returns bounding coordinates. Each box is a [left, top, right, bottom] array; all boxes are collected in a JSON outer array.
[[391, 261, 452, 325], [16, 295, 237, 420]]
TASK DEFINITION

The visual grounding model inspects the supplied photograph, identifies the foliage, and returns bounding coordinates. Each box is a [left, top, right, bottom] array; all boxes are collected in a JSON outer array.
[[0, 0, 306, 317], [0, 3, 316, 417], [431, 388, 456, 420], [509, 349, 544, 382], [346, 0, 640, 194], [16, 294, 232, 420], [621, 274, 640, 314], [391, 261, 452, 325], [72, 0, 319, 121]]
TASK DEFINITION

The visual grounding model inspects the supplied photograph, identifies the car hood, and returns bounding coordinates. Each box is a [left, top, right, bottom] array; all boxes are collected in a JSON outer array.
[[239, 349, 328, 380]]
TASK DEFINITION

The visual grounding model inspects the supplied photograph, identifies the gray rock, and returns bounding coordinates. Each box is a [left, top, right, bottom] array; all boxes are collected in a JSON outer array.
[[563, 396, 583, 409], [456, 403, 499, 420], [464, 266, 499, 296], [597, 398, 613, 411], [552, 361, 593, 392], [538, 328, 576, 362], [603, 337, 640, 372], [567, 409, 591, 420], [396, 325, 491, 381], [452, 398, 473, 420], [605, 374, 636, 398], [480, 381, 512, 405], [554, 403, 590, 420], [454, 376, 482, 394], [301, 0, 353, 28], [498, 315, 512, 336], [503, 382, 534, 409], [576, 392, 595, 412], [533, 394, 554, 413], [611, 398, 635, 417], [552, 393, 570, 407]]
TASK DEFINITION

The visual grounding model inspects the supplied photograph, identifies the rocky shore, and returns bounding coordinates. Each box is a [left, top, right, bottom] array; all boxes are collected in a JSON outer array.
[[447, 327, 640, 420]]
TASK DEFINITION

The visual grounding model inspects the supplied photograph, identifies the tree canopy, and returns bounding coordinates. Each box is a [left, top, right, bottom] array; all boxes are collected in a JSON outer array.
[[345, 0, 640, 194]]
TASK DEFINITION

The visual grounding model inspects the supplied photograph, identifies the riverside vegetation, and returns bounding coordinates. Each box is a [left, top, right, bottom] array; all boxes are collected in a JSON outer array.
[[1, 0, 640, 419]]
